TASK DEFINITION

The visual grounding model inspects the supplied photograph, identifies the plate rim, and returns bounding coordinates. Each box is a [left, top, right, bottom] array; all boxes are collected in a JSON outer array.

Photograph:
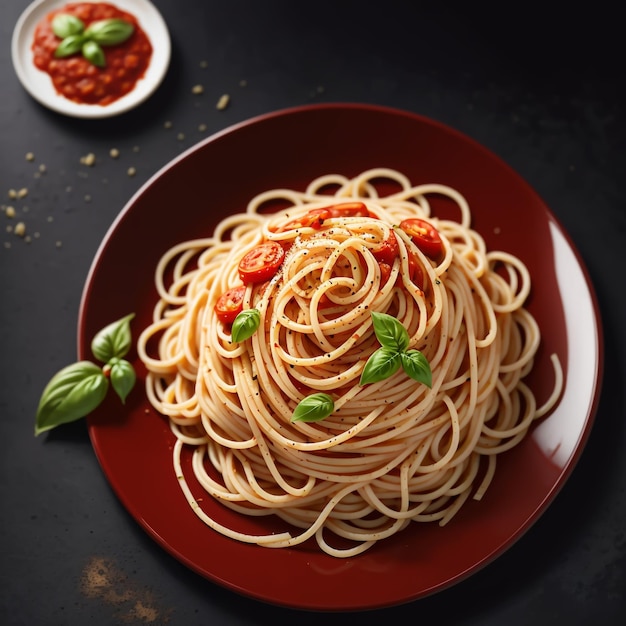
[[79, 102, 604, 610]]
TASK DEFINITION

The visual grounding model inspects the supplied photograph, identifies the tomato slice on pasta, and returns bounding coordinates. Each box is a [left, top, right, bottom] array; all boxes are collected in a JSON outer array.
[[214, 286, 246, 323], [278, 208, 330, 231], [399, 218, 443, 260], [238, 241, 286, 284], [372, 233, 399, 265], [325, 201, 370, 218]]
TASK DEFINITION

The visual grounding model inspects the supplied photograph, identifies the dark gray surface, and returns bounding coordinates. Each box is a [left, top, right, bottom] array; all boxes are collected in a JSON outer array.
[[1, 1, 624, 624]]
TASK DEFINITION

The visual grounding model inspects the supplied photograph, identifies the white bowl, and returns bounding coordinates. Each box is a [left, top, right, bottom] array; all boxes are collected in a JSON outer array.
[[11, 0, 171, 118]]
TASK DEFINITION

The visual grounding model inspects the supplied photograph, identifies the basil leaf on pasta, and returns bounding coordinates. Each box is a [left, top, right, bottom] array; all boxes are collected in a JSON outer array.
[[371, 311, 410, 352], [360, 347, 402, 385], [91, 313, 135, 363], [292, 393, 335, 423], [401, 350, 432, 388], [35, 362, 109, 436], [231, 309, 261, 343]]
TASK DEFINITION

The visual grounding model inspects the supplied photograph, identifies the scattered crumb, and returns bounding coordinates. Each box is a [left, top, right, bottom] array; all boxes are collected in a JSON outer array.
[[8, 189, 17, 199], [191, 84, 204, 95], [55, 240, 62, 248], [17, 188, 28, 199], [216, 94, 230, 110], [4, 242, 10, 249], [198, 123, 207, 132], [39, 164, 46, 173], [5, 207, 16, 218], [132, 146, 140, 153], [199, 60, 208, 69], [127, 167, 136, 177], [176, 133, 185, 141], [6, 225, 12, 233], [239, 79, 247, 87], [14, 222, 26, 237], [84, 194, 91, 202], [47, 216, 54, 222], [81, 153, 96, 166], [109, 148, 120, 159], [26, 152, 35, 162], [22, 206, 29, 213], [25, 235, 32, 244], [163, 120, 172, 129], [317, 85, 325, 93], [34, 231, 40, 239]]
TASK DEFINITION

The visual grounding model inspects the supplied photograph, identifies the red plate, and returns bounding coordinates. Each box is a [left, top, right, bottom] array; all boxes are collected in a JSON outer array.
[[79, 103, 603, 611]]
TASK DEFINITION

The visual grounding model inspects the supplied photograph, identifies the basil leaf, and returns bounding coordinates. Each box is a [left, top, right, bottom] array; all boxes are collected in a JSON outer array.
[[291, 393, 335, 423], [35, 362, 109, 436], [82, 40, 106, 67], [401, 350, 432, 388], [84, 18, 134, 46], [51, 14, 85, 39], [371, 311, 410, 352], [360, 347, 402, 385], [231, 309, 261, 343], [109, 358, 136, 404], [54, 34, 86, 58], [91, 313, 135, 363]]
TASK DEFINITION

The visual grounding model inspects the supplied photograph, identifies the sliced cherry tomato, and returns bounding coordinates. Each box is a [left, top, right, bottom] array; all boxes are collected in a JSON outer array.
[[277, 208, 330, 232], [325, 201, 370, 218], [372, 232, 399, 265], [399, 218, 443, 261], [238, 241, 285, 284], [214, 285, 246, 324]]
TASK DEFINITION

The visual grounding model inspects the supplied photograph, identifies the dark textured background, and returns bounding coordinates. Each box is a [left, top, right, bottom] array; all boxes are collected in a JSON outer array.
[[1, 1, 624, 624]]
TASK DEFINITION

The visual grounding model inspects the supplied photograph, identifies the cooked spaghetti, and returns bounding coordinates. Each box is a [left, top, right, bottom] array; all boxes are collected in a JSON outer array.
[[137, 167, 562, 557]]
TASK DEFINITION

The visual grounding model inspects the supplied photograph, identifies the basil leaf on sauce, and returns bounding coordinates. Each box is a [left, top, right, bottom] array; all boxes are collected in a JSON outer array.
[[54, 34, 86, 58], [82, 41, 106, 67], [84, 19, 134, 46], [51, 14, 85, 39]]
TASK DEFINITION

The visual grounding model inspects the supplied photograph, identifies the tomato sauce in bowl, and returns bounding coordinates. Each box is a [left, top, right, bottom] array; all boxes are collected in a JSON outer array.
[[31, 2, 153, 106]]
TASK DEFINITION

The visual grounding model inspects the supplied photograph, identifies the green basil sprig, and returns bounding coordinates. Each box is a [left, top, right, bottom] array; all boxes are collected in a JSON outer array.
[[35, 313, 136, 436], [291, 393, 335, 423], [231, 309, 261, 343], [52, 14, 134, 67], [360, 312, 432, 387], [290, 312, 432, 424]]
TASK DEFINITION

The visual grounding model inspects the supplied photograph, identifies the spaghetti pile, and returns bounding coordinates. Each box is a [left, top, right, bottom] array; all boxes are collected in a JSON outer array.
[[137, 168, 562, 557]]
